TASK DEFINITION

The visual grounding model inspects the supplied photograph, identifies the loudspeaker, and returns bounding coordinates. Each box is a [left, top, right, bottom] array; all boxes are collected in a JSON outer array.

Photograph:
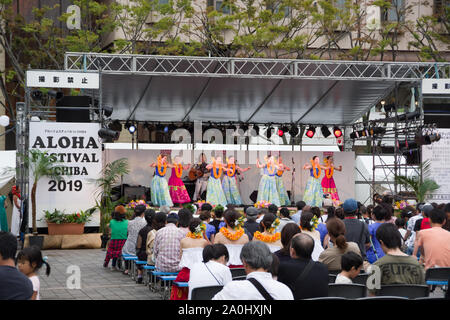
[[249, 190, 258, 203], [56, 96, 91, 122], [124, 186, 146, 201]]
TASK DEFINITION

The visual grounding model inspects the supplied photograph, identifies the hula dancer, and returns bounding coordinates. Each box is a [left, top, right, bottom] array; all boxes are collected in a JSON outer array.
[[302, 156, 328, 207], [321, 156, 342, 206], [168, 156, 191, 206], [255, 156, 281, 207], [205, 157, 228, 207], [150, 154, 174, 207], [222, 156, 250, 205], [275, 156, 291, 206]]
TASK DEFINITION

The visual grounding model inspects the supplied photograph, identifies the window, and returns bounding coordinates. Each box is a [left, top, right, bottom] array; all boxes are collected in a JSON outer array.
[[381, 0, 405, 22], [207, 0, 231, 14], [159, 0, 169, 4], [267, 1, 291, 18], [433, 0, 450, 16]]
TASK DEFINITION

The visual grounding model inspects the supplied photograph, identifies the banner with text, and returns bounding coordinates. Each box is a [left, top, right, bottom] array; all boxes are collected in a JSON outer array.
[[29, 122, 102, 227], [422, 128, 450, 203]]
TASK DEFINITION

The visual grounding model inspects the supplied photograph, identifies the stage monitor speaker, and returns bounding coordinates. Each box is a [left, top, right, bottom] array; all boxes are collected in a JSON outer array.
[[56, 96, 91, 122], [249, 190, 258, 203], [124, 186, 146, 201]]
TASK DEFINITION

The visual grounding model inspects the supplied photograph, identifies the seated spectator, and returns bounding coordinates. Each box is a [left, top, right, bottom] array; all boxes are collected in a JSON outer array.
[[188, 244, 232, 300], [268, 204, 279, 215], [146, 212, 167, 265], [177, 208, 193, 236], [270, 253, 280, 280], [135, 209, 155, 283], [371, 223, 425, 291], [170, 218, 209, 300], [243, 207, 259, 240], [335, 207, 345, 220], [276, 208, 296, 233], [274, 223, 301, 263], [0, 231, 33, 300], [210, 205, 225, 233], [214, 210, 249, 267], [335, 252, 364, 284], [199, 210, 216, 242], [122, 204, 147, 275], [154, 212, 185, 273], [319, 218, 362, 272], [342, 199, 370, 261], [395, 217, 407, 251], [277, 233, 328, 299], [311, 206, 328, 247], [291, 201, 306, 224], [253, 213, 282, 252], [414, 208, 450, 269], [366, 206, 386, 264], [444, 203, 450, 232], [159, 205, 171, 214], [299, 211, 324, 260], [212, 241, 293, 300]]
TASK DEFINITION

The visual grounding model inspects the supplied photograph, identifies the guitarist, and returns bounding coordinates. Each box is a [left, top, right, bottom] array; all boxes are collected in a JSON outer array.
[[192, 153, 210, 201]]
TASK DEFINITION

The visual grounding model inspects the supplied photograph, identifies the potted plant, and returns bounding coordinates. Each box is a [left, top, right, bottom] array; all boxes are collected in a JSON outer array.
[[43, 209, 94, 235], [92, 158, 129, 248], [24, 150, 66, 249], [395, 160, 440, 203]]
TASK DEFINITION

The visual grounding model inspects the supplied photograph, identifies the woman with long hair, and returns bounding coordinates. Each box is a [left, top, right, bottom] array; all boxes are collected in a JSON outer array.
[[274, 223, 301, 263], [318, 218, 362, 272], [150, 154, 174, 207], [168, 155, 191, 206], [303, 156, 328, 207], [205, 156, 228, 207], [275, 156, 291, 206], [321, 156, 342, 206], [222, 156, 250, 205], [255, 155, 281, 207]]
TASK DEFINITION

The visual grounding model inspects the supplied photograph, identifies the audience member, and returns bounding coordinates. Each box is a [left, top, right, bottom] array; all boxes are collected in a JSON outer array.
[[188, 244, 232, 300], [404, 203, 426, 256], [366, 205, 386, 264], [299, 211, 320, 242], [17, 246, 51, 300], [122, 204, 147, 275], [319, 218, 362, 271], [444, 203, 450, 232], [270, 253, 280, 280], [213, 241, 293, 300], [178, 208, 193, 236], [244, 207, 260, 240], [199, 210, 216, 242], [0, 231, 33, 300], [268, 204, 278, 215], [335, 207, 345, 220], [277, 233, 328, 299], [414, 208, 450, 269], [210, 205, 225, 233], [291, 201, 306, 224], [276, 207, 296, 233], [370, 223, 425, 293], [311, 206, 328, 247], [104, 205, 128, 270], [135, 209, 155, 283], [380, 194, 395, 224], [413, 203, 433, 232], [335, 252, 363, 284], [154, 212, 185, 273], [274, 223, 301, 263], [395, 217, 407, 250], [254, 213, 282, 251], [342, 199, 370, 261], [146, 212, 167, 265]]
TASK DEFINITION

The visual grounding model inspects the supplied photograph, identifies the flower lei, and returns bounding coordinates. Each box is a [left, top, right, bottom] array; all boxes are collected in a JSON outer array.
[[220, 227, 244, 241], [174, 163, 183, 178], [302, 215, 319, 231], [310, 159, 321, 179], [253, 231, 281, 243], [157, 155, 167, 176], [268, 218, 281, 233], [254, 200, 271, 209], [324, 159, 334, 179], [226, 163, 236, 177], [126, 200, 151, 209], [267, 162, 276, 175], [212, 158, 222, 179], [187, 222, 206, 239]]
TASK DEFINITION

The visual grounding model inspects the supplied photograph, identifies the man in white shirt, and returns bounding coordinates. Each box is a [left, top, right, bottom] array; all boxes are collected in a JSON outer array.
[[212, 241, 293, 300], [405, 203, 430, 255], [276, 208, 297, 233]]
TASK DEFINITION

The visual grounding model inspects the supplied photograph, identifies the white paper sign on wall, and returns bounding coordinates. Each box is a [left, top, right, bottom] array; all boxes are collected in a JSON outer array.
[[26, 70, 99, 89], [28, 122, 102, 227]]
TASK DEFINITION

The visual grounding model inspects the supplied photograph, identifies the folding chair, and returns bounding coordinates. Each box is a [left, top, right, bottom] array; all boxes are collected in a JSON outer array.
[[328, 283, 367, 299], [377, 284, 429, 299], [191, 285, 224, 300]]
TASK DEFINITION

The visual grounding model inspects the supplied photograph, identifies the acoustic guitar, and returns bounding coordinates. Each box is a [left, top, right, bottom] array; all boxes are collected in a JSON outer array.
[[188, 168, 204, 181]]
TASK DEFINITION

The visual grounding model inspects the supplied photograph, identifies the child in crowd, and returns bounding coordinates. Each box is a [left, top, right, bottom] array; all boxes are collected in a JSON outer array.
[[335, 252, 363, 284], [17, 246, 51, 300]]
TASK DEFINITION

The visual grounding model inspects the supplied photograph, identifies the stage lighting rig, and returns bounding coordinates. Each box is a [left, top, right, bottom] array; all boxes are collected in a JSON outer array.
[[306, 126, 316, 138], [320, 125, 331, 138]]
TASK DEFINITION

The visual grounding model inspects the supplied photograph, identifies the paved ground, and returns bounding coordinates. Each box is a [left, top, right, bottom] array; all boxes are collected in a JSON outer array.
[[40, 249, 160, 300], [39, 248, 446, 300]]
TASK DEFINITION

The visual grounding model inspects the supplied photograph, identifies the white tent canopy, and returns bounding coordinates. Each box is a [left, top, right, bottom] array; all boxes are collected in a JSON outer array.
[[0, 150, 16, 189]]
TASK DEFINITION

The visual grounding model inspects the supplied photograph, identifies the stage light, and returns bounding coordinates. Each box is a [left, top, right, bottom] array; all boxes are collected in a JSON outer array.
[[277, 128, 284, 137], [333, 126, 343, 138], [306, 126, 316, 138], [0, 115, 10, 127], [31, 90, 43, 101], [384, 103, 396, 113], [163, 125, 169, 133], [108, 120, 122, 132], [48, 90, 64, 100], [266, 125, 273, 139], [253, 124, 260, 136], [350, 131, 358, 139], [320, 125, 331, 138], [98, 128, 120, 140], [125, 121, 136, 134], [240, 123, 249, 132], [289, 124, 299, 137], [103, 106, 113, 118]]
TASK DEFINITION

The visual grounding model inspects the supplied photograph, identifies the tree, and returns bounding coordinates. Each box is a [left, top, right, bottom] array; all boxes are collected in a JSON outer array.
[[25, 149, 66, 234]]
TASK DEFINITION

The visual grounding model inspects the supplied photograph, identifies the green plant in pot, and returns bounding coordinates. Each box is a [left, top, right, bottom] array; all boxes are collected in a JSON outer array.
[[42, 208, 94, 235], [91, 158, 129, 248], [24, 150, 67, 247], [395, 160, 440, 203]]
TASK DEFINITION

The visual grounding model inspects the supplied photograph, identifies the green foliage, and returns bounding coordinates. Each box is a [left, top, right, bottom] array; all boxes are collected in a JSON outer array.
[[43, 208, 95, 224]]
